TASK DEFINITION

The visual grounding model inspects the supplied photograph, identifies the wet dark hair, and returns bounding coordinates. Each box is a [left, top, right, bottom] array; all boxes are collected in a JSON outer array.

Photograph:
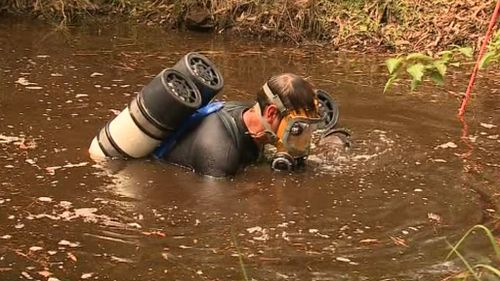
[[256, 73, 317, 115]]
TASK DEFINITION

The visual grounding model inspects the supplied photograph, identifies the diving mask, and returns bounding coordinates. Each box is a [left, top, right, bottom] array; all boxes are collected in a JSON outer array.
[[275, 110, 321, 157], [259, 82, 321, 158]]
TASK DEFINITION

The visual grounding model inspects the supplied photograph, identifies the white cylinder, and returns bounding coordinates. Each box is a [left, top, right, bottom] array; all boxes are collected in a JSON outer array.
[[88, 106, 162, 159], [108, 107, 161, 158], [88, 137, 106, 159]]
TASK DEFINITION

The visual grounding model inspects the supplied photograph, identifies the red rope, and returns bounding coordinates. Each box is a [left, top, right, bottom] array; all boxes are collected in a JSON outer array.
[[458, 0, 500, 116]]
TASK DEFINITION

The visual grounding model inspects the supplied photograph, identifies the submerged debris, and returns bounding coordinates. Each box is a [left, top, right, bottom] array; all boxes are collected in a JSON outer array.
[[0, 135, 22, 144], [479, 122, 497, 129], [58, 240, 80, 248], [38, 197, 53, 203], [81, 273, 94, 279], [435, 142, 458, 149]]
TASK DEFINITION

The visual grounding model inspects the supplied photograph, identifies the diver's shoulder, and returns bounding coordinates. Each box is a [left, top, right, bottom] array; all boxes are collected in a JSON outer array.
[[222, 101, 253, 111]]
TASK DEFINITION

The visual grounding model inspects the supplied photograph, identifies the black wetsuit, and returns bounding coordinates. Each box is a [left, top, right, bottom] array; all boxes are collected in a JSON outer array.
[[163, 102, 260, 177]]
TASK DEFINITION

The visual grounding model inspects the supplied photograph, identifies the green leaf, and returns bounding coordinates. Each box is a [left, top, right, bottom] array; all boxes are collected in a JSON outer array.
[[430, 71, 444, 86], [406, 63, 425, 82], [383, 75, 398, 93], [479, 51, 497, 69], [406, 63, 425, 91], [494, 31, 500, 41], [386, 57, 403, 74], [410, 79, 421, 91], [438, 50, 453, 61], [433, 61, 447, 76], [456, 47, 473, 58], [491, 32, 500, 48], [437, 50, 452, 56], [406, 53, 433, 62]]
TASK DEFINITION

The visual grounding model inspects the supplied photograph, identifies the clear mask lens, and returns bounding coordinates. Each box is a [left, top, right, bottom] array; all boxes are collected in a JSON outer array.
[[281, 120, 315, 157], [290, 122, 305, 136]]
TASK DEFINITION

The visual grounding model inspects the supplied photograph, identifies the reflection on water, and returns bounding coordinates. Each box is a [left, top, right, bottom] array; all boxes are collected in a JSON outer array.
[[0, 17, 499, 280]]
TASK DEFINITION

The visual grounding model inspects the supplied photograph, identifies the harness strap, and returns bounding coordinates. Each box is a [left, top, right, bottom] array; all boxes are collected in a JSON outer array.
[[153, 101, 225, 159]]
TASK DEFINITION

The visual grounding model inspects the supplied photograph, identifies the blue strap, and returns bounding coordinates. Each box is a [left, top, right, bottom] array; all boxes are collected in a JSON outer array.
[[153, 101, 225, 159]]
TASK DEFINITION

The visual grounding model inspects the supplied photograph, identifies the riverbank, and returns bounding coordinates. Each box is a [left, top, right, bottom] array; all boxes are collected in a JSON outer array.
[[0, 0, 497, 52]]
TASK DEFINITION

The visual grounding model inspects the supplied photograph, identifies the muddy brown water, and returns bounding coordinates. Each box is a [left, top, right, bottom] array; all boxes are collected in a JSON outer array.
[[0, 17, 499, 281]]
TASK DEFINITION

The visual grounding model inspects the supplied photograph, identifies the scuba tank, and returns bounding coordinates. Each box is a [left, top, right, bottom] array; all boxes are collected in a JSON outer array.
[[88, 52, 224, 159], [315, 89, 339, 131], [173, 52, 224, 106]]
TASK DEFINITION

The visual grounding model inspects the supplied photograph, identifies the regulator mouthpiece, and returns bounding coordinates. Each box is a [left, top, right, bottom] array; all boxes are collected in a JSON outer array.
[[271, 152, 305, 171]]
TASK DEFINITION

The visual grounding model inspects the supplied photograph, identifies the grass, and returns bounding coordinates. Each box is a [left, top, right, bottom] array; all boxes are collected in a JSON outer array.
[[445, 225, 500, 280], [231, 228, 250, 281]]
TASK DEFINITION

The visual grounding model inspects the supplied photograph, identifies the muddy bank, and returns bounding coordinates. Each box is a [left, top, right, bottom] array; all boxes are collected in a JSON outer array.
[[1, 0, 498, 52]]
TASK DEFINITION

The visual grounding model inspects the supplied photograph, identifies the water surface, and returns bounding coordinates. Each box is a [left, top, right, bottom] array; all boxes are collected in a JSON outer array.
[[0, 17, 499, 281]]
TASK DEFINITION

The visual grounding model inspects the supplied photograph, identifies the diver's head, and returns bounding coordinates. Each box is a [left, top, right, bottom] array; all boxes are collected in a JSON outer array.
[[257, 73, 318, 117], [244, 73, 321, 169]]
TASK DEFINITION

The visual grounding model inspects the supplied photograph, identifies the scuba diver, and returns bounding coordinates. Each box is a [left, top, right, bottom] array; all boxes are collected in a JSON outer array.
[[162, 73, 322, 177], [88, 52, 350, 177]]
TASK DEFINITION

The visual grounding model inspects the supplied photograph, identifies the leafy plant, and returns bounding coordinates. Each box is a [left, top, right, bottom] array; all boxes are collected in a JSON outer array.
[[480, 31, 500, 69], [446, 225, 500, 280], [383, 46, 473, 93]]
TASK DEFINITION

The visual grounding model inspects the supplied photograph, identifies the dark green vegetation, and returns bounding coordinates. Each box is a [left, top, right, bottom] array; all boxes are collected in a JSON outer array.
[[0, 0, 497, 52]]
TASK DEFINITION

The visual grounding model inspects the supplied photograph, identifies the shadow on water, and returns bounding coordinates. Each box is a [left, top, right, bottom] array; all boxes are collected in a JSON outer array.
[[0, 17, 499, 280]]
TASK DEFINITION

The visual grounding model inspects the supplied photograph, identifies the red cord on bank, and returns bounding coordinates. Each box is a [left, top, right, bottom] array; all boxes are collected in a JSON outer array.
[[458, 0, 500, 117]]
